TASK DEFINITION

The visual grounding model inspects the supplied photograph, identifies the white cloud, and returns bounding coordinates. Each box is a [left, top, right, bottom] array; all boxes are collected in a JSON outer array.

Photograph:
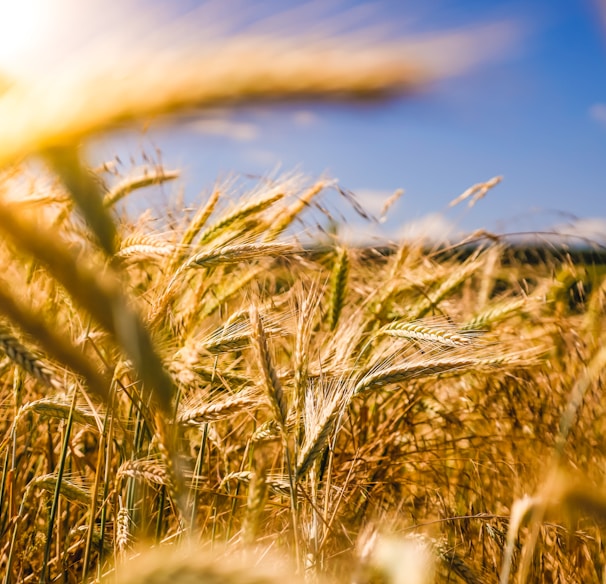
[[189, 117, 258, 141], [337, 223, 388, 246], [337, 212, 459, 246], [589, 103, 606, 126], [292, 110, 318, 127], [354, 188, 405, 219], [398, 213, 460, 243], [550, 217, 606, 245], [505, 217, 606, 247], [242, 148, 281, 167]]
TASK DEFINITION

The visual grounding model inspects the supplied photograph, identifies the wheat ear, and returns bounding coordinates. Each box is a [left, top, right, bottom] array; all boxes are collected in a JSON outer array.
[[292, 284, 322, 447], [0, 325, 60, 389], [382, 321, 474, 347], [115, 496, 130, 558], [220, 471, 293, 499], [328, 246, 349, 330], [296, 404, 341, 480], [165, 187, 221, 273], [197, 190, 286, 246], [184, 241, 296, 268], [354, 354, 520, 395], [249, 304, 288, 429], [116, 236, 176, 263], [15, 397, 100, 431], [0, 27, 479, 166], [103, 168, 179, 208], [181, 188, 222, 247], [296, 380, 353, 480], [117, 459, 170, 487], [462, 297, 527, 330], [177, 392, 257, 425], [24, 473, 91, 506], [264, 180, 327, 240]]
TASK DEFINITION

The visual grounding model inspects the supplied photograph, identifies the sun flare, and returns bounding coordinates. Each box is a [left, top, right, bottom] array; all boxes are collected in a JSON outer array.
[[0, 0, 50, 77]]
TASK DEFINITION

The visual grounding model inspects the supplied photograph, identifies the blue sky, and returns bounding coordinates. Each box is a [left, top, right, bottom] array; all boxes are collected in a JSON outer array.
[[42, 0, 606, 243]]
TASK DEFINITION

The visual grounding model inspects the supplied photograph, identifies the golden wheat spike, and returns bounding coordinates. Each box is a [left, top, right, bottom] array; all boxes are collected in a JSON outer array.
[[177, 392, 257, 425], [0, 23, 513, 165], [383, 321, 475, 347], [104, 168, 180, 208]]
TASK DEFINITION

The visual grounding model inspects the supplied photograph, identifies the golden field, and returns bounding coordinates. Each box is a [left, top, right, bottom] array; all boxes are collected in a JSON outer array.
[[0, 18, 605, 583]]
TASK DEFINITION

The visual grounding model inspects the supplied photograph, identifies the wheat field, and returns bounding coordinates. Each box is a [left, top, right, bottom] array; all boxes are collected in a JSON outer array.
[[0, 18, 605, 584]]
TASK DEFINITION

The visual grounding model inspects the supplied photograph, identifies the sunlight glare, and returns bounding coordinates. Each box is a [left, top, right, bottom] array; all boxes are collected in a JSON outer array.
[[0, 0, 51, 77]]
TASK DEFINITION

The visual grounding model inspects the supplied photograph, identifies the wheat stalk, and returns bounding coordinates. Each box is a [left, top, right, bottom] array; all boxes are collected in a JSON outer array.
[[0, 284, 109, 399], [45, 145, 119, 255], [243, 458, 269, 545], [0, 26, 505, 165], [0, 198, 175, 412]]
